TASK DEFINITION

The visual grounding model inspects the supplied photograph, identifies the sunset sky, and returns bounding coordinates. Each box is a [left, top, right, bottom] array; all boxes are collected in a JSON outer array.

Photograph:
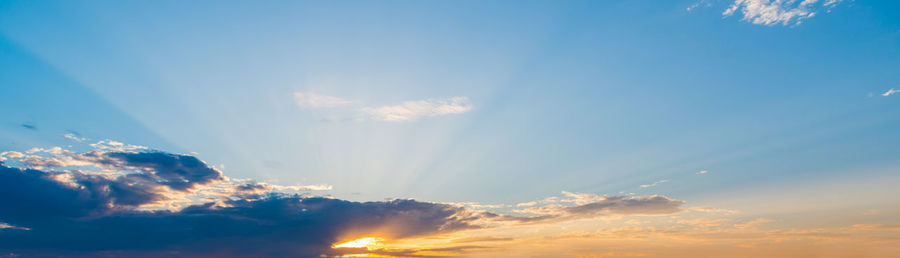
[[1, 0, 899, 257]]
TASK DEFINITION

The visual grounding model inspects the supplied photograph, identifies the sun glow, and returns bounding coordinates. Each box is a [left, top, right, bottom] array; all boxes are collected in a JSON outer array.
[[333, 237, 384, 251]]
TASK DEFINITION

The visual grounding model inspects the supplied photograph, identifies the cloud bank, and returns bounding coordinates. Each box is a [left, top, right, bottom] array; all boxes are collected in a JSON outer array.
[[293, 92, 473, 122], [0, 144, 479, 257], [0, 142, 684, 257]]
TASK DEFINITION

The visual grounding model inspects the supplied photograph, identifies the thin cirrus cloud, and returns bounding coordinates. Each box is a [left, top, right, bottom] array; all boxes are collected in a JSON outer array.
[[293, 92, 473, 122], [506, 192, 684, 224], [63, 133, 86, 142], [722, 0, 846, 26], [0, 141, 686, 257], [640, 179, 670, 188], [293, 92, 356, 108], [359, 97, 472, 122]]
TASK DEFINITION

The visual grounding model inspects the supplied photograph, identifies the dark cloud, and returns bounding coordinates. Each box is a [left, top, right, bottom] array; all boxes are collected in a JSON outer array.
[[0, 148, 482, 257], [103, 152, 223, 191]]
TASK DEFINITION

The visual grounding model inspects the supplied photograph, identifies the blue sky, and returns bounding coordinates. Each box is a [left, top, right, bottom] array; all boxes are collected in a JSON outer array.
[[2, 1, 900, 256]]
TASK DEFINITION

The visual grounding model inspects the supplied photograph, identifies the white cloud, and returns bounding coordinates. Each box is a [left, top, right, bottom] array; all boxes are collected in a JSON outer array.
[[723, 0, 845, 26], [360, 97, 472, 122], [882, 88, 899, 97], [63, 133, 86, 142], [516, 201, 538, 207], [293, 92, 354, 108], [269, 183, 333, 191], [442, 201, 507, 210], [686, 0, 712, 12], [0, 222, 30, 231], [560, 190, 607, 205], [697, 170, 708, 175], [292, 91, 473, 122], [89, 140, 148, 152], [640, 179, 669, 188], [0, 151, 24, 161], [688, 206, 740, 214], [1, 143, 334, 211]]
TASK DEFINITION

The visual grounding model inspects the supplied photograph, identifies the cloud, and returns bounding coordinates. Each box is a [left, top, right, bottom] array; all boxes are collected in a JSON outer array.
[[63, 133, 86, 142], [0, 151, 24, 162], [688, 206, 740, 214], [505, 192, 684, 224], [90, 140, 148, 152], [0, 145, 481, 257], [0, 143, 686, 257], [293, 92, 355, 108], [360, 97, 473, 122], [697, 170, 708, 175], [442, 201, 507, 210], [292, 92, 473, 122], [883, 88, 899, 97], [723, 0, 845, 26], [640, 179, 670, 188], [516, 201, 538, 207], [686, 0, 712, 12], [0, 222, 29, 231]]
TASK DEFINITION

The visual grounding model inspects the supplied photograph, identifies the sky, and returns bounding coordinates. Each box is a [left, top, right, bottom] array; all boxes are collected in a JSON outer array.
[[1, 0, 899, 257]]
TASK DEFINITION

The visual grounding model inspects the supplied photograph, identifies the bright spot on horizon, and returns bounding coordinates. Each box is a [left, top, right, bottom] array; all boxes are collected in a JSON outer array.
[[333, 237, 384, 250]]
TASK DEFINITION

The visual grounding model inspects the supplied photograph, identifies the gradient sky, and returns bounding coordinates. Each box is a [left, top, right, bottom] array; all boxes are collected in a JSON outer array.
[[2, 0, 900, 257]]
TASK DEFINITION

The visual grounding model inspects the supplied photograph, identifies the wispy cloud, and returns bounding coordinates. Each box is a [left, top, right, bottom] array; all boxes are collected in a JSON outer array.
[[293, 92, 355, 108], [0, 222, 30, 231], [640, 179, 669, 188], [503, 191, 685, 224], [360, 97, 472, 121], [686, 0, 712, 12], [292, 92, 473, 122], [63, 133, 86, 142], [687, 206, 740, 214], [883, 88, 899, 97], [722, 0, 846, 26]]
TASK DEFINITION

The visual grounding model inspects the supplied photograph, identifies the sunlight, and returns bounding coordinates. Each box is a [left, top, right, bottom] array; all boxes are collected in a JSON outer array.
[[333, 237, 384, 251]]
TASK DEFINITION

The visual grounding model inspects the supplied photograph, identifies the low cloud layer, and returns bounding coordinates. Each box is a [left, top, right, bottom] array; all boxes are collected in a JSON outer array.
[[0, 142, 684, 257], [293, 92, 473, 122]]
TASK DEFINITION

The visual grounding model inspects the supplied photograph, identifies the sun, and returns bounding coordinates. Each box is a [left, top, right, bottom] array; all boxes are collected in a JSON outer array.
[[332, 237, 384, 251]]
